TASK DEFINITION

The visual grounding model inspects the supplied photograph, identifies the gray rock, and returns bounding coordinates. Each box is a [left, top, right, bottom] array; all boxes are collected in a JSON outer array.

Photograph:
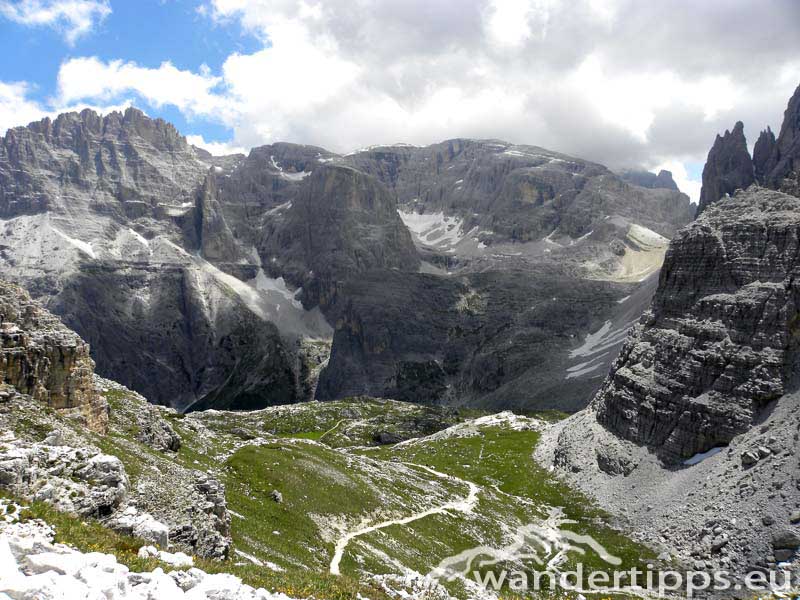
[[772, 529, 800, 550], [696, 121, 755, 216], [741, 451, 760, 467], [270, 490, 283, 504]]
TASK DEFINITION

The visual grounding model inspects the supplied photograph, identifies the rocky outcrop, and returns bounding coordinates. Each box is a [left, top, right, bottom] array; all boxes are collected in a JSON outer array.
[[696, 121, 755, 216], [593, 187, 800, 462], [0, 432, 127, 518], [0, 281, 107, 433], [0, 516, 292, 600]]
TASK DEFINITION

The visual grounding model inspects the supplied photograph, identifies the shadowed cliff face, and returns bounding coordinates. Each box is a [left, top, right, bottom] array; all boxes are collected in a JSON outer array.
[[260, 164, 421, 309], [0, 280, 107, 432], [765, 83, 800, 191], [315, 268, 627, 411], [594, 188, 800, 462]]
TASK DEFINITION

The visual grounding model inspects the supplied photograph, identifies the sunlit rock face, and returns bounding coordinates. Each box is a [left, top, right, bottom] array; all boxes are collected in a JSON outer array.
[[0, 279, 107, 433]]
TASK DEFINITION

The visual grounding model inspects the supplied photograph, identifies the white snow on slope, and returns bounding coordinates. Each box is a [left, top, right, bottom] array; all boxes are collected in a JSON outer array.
[[271, 155, 311, 181], [398, 210, 465, 249], [566, 320, 637, 379], [157, 241, 331, 340], [628, 223, 668, 247], [0, 519, 298, 600], [50, 226, 96, 259]]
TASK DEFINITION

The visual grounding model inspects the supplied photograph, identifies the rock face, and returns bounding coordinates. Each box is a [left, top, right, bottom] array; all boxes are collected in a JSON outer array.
[[316, 268, 623, 411], [763, 83, 800, 191], [696, 121, 755, 216], [0, 107, 206, 221], [0, 109, 332, 410], [261, 164, 420, 309], [0, 280, 107, 433], [594, 188, 800, 462]]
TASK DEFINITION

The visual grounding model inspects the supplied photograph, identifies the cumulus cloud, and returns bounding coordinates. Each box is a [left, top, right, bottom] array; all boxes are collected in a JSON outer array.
[[57, 57, 236, 120], [0, 0, 110, 44], [186, 134, 247, 156], [0, 78, 136, 137], [7, 0, 800, 201], [0, 81, 48, 135]]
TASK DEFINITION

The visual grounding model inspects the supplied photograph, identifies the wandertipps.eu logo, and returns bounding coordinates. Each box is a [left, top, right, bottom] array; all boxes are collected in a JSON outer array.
[[428, 522, 795, 597], [428, 521, 622, 594]]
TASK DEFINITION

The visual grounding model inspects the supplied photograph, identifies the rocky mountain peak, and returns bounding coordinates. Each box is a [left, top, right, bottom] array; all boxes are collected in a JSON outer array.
[[696, 120, 754, 217], [620, 169, 679, 191]]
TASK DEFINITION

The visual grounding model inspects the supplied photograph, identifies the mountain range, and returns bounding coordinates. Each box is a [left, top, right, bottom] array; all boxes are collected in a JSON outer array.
[[0, 111, 692, 412]]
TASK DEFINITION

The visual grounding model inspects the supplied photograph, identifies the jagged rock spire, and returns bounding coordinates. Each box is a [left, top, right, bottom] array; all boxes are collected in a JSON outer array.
[[696, 121, 754, 217], [753, 126, 777, 184]]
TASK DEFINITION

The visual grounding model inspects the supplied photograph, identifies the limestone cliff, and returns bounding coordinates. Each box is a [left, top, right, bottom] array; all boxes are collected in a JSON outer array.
[[593, 188, 800, 462], [0, 280, 107, 433]]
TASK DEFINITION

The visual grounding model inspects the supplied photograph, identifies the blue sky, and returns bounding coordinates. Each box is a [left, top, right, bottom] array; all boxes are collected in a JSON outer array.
[[0, 0, 259, 143], [2, 0, 800, 202]]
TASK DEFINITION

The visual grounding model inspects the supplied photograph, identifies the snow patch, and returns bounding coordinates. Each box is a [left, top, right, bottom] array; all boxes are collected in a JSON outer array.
[[50, 227, 96, 259], [398, 210, 465, 249]]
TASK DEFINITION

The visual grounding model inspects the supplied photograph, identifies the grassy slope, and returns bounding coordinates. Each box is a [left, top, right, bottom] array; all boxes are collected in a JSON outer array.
[[3, 388, 656, 599]]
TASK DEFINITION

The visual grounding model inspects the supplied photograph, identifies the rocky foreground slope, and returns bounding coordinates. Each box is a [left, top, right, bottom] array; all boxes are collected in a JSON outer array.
[[539, 187, 800, 580]]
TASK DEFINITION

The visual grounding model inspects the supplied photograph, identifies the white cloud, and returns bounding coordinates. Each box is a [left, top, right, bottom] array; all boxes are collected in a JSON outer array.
[[2, 0, 798, 189], [186, 134, 247, 156], [0, 0, 110, 44], [0, 81, 48, 136], [653, 160, 702, 204], [57, 57, 234, 120]]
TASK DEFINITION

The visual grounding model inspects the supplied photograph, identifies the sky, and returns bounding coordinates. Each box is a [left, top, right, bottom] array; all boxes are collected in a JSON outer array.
[[2, 1, 800, 201]]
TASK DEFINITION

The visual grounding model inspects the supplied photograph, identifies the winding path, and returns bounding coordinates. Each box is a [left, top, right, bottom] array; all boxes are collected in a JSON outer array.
[[329, 463, 480, 575]]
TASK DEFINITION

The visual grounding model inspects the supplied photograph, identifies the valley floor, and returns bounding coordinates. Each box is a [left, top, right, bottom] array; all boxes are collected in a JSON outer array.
[[1, 383, 662, 600]]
